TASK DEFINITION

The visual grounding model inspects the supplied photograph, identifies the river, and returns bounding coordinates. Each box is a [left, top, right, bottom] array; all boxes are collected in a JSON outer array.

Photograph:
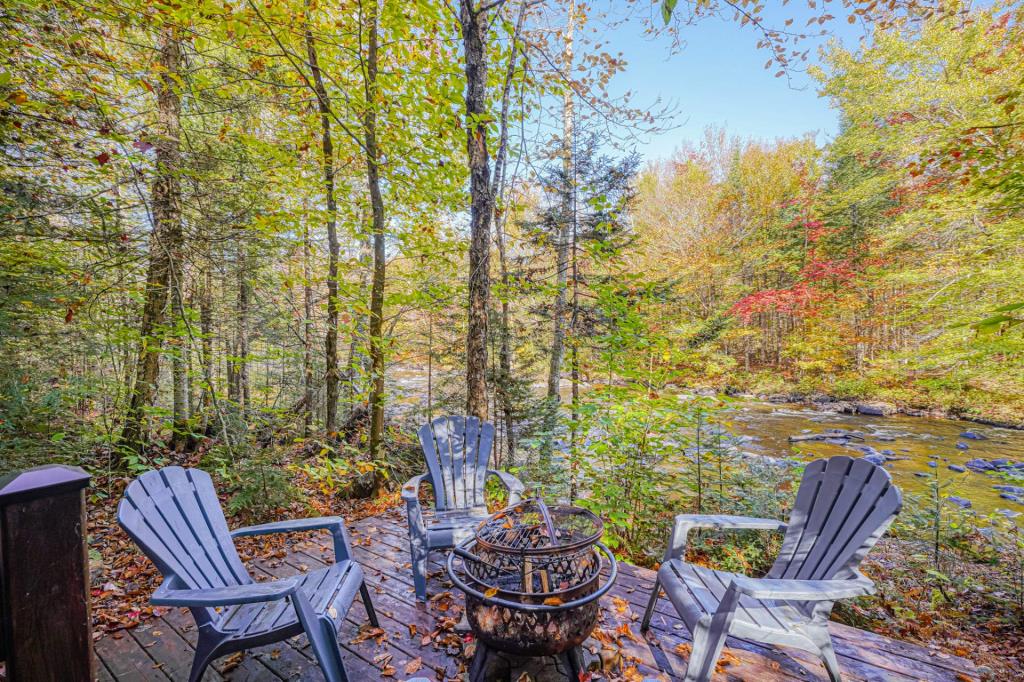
[[725, 400, 1024, 517], [386, 366, 1024, 517]]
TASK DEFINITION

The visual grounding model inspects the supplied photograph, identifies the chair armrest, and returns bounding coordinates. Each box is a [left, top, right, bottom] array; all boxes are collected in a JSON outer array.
[[231, 516, 353, 561], [729, 573, 875, 601], [665, 514, 787, 561], [401, 473, 431, 503], [402, 474, 430, 537], [488, 469, 525, 504], [152, 576, 300, 607]]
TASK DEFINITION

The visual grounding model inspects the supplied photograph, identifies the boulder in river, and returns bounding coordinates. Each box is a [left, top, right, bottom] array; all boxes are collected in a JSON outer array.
[[1000, 493, 1023, 504], [965, 459, 995, 471], [862, 454, 887, 466], [955, 441, 970, 451], [788, 429, 865, 443], [948, 464, 966, 473], [946, 496, 972, 509], [855, 402, 897, 416], [960, 430, 988, 440], [927, 461, 937, 468], [994, 485, 1024, 495]]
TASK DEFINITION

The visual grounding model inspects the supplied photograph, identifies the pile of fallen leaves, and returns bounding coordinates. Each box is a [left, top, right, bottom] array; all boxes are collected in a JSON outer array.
[[86, 442, 400, 642], [833, 537, 1022, 680]]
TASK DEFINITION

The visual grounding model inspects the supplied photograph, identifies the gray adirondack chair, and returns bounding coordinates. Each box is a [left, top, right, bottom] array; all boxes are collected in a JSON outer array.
[[402, 415, 525, 600], [641, 456, 901, 682], [118, 466, 378, 682]]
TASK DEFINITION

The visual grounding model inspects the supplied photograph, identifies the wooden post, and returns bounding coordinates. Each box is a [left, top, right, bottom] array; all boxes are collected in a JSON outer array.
[[0, 465, 93, 682]]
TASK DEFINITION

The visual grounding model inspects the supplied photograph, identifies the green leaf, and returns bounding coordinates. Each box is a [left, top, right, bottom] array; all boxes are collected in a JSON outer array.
[[662, 0, 678, 24]]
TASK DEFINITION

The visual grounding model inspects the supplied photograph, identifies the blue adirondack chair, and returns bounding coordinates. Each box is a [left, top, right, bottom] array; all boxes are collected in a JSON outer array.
[[118, 466, 377, 682], [641, 456, 902, 682], [402, 415, 525, 600]]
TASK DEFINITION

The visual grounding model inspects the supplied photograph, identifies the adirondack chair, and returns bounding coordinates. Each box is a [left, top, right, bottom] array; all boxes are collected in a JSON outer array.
[[118, 467, 378, 682], [641, 456, 902, 682], [402, 415, 525, 600]]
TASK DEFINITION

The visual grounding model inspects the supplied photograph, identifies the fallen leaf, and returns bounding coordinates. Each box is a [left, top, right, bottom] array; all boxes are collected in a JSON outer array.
[[404, 657, 422, 674]]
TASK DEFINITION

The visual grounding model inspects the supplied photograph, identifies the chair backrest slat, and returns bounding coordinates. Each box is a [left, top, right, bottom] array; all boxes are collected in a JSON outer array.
[[769, 456, 901, 582], [417, 416, 495, 511], [118, 468, 252, 606]]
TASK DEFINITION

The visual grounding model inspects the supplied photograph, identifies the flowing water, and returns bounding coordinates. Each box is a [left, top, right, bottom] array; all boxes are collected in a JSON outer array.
[[724, 400, 1024, 516], [386, 365, 1024, 516]]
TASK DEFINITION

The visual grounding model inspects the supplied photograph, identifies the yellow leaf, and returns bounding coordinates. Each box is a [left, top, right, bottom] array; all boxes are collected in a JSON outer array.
[[542, 596, 564, 606], [484, 587, 499, 598]]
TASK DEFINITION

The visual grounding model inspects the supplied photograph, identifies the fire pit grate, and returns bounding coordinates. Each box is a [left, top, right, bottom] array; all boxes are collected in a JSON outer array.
[[447, 498, 617, 663]]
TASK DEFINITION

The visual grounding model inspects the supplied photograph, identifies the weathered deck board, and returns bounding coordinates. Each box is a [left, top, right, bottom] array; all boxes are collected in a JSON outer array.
[[93, 508, 979, 682]]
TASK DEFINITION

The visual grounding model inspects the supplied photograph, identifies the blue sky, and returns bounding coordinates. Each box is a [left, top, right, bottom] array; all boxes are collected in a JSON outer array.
[[587, 3, 865, 160]]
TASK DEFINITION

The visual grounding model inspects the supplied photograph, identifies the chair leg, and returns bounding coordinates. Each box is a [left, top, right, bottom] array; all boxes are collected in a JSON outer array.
[[188, 632, 219, 682], [291, 589, 349, 682], [810, 628, 843, 682], [410, 537, 429, 601], [641, 576, 661, 632], [307, 616, 349, 682], [360, 581, 380, 627], [684, 619, 729, 682]]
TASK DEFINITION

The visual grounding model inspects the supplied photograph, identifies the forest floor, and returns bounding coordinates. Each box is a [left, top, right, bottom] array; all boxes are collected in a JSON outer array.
[[83, 441, 1022, 681]]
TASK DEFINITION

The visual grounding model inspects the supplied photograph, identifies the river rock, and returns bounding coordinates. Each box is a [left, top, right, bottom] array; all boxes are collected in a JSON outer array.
[[880, 449, 895, 456], [960, 430, 988, 440], [955, 441, 970, 451], [914, 472, 929, 478], [927, 461, 937, 468], [1000, 493, 1023, 504], [862, 454, 887, 466], [946, 496, 972, 509], [990, 458, 1012, 468], [788, 429, 864, 443], [845, 443, 882, 457], [948, 464, 966, 473], [965, 458, 995, 471], [994, 485, 1024, 495], [855, 402, 897, 416]]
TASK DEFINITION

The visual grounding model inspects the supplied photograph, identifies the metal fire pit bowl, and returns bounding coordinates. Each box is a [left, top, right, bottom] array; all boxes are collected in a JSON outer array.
[[446, 499, 617, 657]]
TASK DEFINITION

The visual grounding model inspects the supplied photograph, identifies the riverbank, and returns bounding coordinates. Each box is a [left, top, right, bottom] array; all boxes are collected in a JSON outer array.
[[689, 373, 1024, 430]]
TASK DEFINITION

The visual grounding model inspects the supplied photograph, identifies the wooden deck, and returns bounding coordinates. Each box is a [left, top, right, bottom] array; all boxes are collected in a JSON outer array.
[[94, 508, 979, 681]]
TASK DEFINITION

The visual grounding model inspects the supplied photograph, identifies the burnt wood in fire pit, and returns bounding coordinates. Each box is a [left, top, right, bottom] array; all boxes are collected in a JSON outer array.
[[447, 499, 617, 658]]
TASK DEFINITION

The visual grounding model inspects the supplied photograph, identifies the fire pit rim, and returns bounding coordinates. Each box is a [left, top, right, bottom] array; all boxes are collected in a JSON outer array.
[[446, 537, 618, 612], [473, 499, 604, 556]]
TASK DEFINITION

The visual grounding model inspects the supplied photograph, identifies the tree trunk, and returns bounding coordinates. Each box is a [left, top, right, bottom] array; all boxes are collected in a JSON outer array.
[[543, 2, 574, 462], [170, 263, 187, 451], [199, 261, 214, 435], [362, 0, 387, 461], [302, 218, 314, 437], [304, 11, 340, 436], [120, 27, 183, 455], [234, 243, 250, 413], [491, 1, 526, 463], [460, 0, 496, 421]]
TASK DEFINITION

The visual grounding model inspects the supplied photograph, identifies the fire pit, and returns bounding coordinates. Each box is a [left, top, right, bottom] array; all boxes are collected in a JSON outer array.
[[446, 498, 617, 666]]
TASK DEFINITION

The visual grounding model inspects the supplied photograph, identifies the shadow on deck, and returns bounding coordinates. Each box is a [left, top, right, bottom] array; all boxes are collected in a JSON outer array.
[[94, 508, 978, 681]]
